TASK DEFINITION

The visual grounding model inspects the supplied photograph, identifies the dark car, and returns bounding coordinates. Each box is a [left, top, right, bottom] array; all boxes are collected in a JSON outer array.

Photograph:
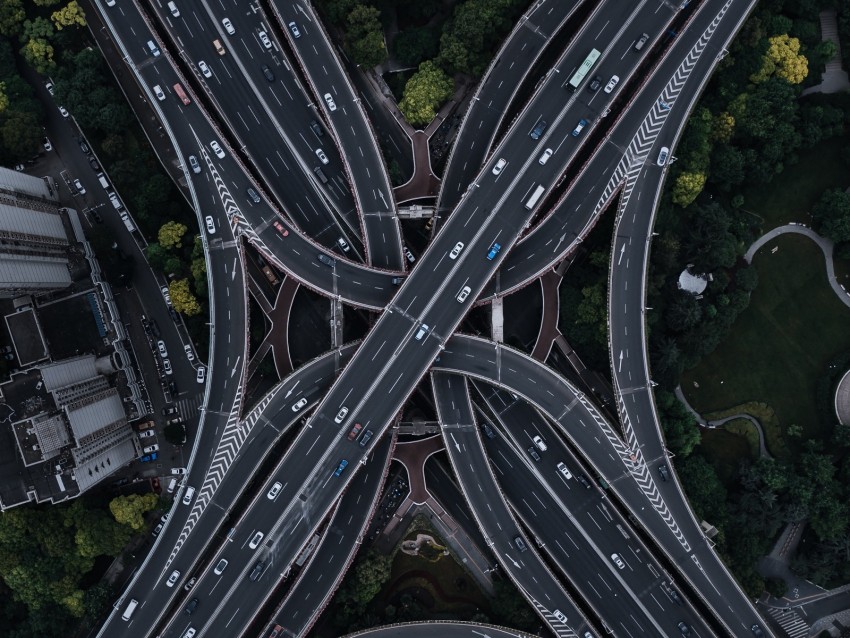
[[657, 464, 670, 481], [577, 473, 592, 489], [677, 621, 691, 636], [79, 140, 90, 154], [514, 536, 528, 552], [246, 187, 260, 204], [317, 253, 335, 267], [250, 561, 265, 581], [482, 423, 496, 439], [529, 118, 547, 140], [88, 157, 100, 171], [310, 120, 324, 137], [588, 75, 602, 92], [261, 64, 275, 82], [527, 446, 541, 462], [184, 597, 199, 615], [751, 625, 764, 637], [359, 430, 373, 447]]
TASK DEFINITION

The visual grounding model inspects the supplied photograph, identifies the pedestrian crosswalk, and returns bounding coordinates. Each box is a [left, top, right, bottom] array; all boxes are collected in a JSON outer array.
[[174, 393, 203, 421], [767, 607, 809, 638]]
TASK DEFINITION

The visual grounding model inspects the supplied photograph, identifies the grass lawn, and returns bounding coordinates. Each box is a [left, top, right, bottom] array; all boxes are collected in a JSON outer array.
[[741, 133, 850, 228], [681, 234, 850, 452]]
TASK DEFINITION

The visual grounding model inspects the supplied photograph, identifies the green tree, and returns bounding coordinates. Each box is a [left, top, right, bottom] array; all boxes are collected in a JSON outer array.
[[656, 390, 701, 457], [145, 243, 169, 270], [751, 34, 808, 85], [394, 26, 440, 67], [812, 188, 850, 243], [342, 549, 391, 604], [169, 278, 202, 316], [20, 38, 55, 74], [21, 17, 54, 42], [51, 1, 86, 29], [108, 493, 159, 530], [671, 171, 706, 207], [398, 61, 454, 127], [0, 0, 25, 38], [735, 265, 759, 291], [346, 5, 386, 68], [158, 221, 188, 249]]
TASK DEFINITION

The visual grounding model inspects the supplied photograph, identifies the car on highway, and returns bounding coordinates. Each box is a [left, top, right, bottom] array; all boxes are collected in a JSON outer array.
[[571, 118, 588, 137], [183, 577, 196, 591], [403, 246, 415, 263], [486, 242, 501, 260], [334, 407, 349, 424], [492, 158, 506, 175], [577, 473, 592, 489], [205, 216, 216, 234], [456, 286, 471, 303], [310, 120, 324, 137], [196, 366, 206, 384], [539, 148, 553, 165], [315, 148, 329, 165], [273, 221, 289, 236], [482, 423, 496, 439], [267, 482, 282, 500], [189, 155, 201, 174], [153, 85, 166, 101], [249, 560, 265, 581], [414, 324, 429, 341], [59, 105, 69, 118], [553, 609, 568, 623], [198, 60, 212, 78], [514, 536, 528, 552], [611, 553, 626, 569], [557, 461, 572, 479], [262, 64, 275, 82], [449, 242, 464, 259], [166, 570, 180, 587], [270, 626, 284, 638], [210, 140, 225, 159], [318, 253, 335, 267], [323, 92, 337, 111], [751, 625, 764, 637], [249, 531, 264, 549], [214, 559, 228, 575], [604, 75, 620, 93], [677, 621, 691, 636], [529, 119, 547, 140], [183, 628, 197, 638], [359, 430, 373, 447], [292, 397, 308, 411], [657, 464, 670, 481], [184, 344, 194, 361], [347, 422, 363, 440], [527, 446, 541, 462], [258, 30, 272, 49], [336, 237, 350, 253], [532, 435, 547, 451], [333, 459, 349, 476], [184, 597, 199, 615], [657, 146, 670, 166], [288, 22, 301, 38], [588, 75, 602, 92], [222, 17, 235, 35]]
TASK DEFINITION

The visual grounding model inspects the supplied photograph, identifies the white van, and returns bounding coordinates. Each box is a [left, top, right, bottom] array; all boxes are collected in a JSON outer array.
[[147, 40, 160, 57], [122, 598, 139, 621], [167, 1, 180, 17], [415, 324, 429, 341], [109, 192, 121, 210], [182, 486, 196, 505], [97, 173, 109, 189], [167, 478, 177, 494]]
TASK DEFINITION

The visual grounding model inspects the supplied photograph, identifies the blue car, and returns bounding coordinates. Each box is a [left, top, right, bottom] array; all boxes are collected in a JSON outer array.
[[487, 243, 502, 260], [571, 118, 588, 137], [334, 459, 349, 476], [140, 452, 159, 463]]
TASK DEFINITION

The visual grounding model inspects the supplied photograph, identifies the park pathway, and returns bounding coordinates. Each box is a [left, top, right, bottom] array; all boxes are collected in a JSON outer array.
[[801, 9, 850, 95]]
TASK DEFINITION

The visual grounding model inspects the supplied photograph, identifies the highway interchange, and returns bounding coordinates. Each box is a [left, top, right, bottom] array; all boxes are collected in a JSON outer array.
[[89, 0, 773, 637]]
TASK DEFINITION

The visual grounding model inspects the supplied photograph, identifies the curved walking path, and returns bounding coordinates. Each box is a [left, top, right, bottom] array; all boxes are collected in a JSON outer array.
[[744, 223, 850, 308], [674, 387, 771, 458]]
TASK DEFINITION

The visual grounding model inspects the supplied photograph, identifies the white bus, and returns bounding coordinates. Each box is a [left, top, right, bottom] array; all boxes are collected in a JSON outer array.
[[524, 184, 546, 210]]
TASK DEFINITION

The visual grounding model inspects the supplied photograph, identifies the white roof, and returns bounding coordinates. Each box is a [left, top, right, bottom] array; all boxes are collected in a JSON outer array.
[[678, 269, 708, 294], [0, 253, 70, 289], [0, 166, 58, 201], [66, 390, 126, 442], [40, 355, 98, 390], [0, 206, 67, 242]]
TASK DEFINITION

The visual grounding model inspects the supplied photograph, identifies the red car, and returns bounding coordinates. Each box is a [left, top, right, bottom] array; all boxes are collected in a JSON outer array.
[[273, 221, 288, 236], [347, 422, 363, 440], [269, 625, 284, 638]]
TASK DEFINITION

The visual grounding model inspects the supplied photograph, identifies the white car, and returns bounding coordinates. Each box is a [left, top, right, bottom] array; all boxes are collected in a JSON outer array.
[[288, 22, 301, 39], [539, 148, 553, 165], [292, 397, 308, 411], [153, 85, 166, 101], [315, 148, 329, 165], [59, 106, 69, 118], [161, 285, 172, 306], [189, 155, 201, 174], [198, 60, 211, 78], [205, 215, 216, 234], [143, 444, 160, 454], [222, 17, 235, 35], [456, 286, 471, 303], [532, 435, 547, 451], [210, 140, 225, 159], [258, 30, 272, 49], [196, 366, 206, 384], [334, 407, 349, 424], [557, 462, 573, 479], [214, 559, 228, 575], [603, 75, 620, 94], [323, 92, 337, 111], [43, 138, 52, 152], [403, 246, 415, 263], [657, 146, 670, 166], [449, 242, 464, 259], [267, 482, 282, 500], [163, 358, 172, 375], [166, 570, 180, 587], [492, 158, 506, 175], [184, 344, 194, 361], [73, 179, 86, 195], [611, 553, 626, 569], [45, 81, 54, 95], [171, 467, 186, 475], [139, 430, 156, 439], [248, 531, 264, 549], [157, 340, 168, 358]]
